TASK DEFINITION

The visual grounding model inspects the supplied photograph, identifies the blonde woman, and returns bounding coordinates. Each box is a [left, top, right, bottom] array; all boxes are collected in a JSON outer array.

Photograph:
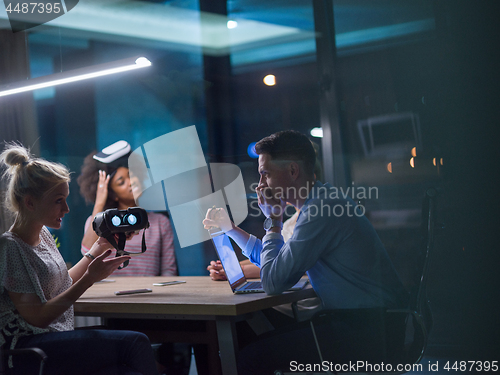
[[0, 143, 158, 375]]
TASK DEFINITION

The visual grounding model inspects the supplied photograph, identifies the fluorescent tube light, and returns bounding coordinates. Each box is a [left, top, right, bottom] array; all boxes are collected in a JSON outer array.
[[0, 56, 152, 98]]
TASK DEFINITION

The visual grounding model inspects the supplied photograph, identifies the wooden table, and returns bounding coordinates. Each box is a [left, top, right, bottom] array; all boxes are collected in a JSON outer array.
[[74, 276, 316, 375]]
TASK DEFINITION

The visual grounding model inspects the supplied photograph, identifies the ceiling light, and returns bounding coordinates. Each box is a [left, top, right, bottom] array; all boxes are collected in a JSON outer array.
[[263, 74, 276, 86], [0, 56, 152, 98], [310, 127, 323, 138]]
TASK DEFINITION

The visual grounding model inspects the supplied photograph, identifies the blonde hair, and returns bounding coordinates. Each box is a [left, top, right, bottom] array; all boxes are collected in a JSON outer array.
[[0, 143, 70, 222]]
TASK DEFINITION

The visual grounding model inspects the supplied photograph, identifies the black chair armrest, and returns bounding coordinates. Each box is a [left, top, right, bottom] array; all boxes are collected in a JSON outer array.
[[0, 347, 48, 375]]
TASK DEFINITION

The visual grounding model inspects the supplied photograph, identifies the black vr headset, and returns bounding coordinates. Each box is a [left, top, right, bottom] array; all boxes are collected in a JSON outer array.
[[93, 207, 150, 269]]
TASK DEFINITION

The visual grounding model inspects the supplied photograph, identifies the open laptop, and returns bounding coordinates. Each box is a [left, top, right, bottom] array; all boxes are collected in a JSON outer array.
[[211, 233, 308, 294]]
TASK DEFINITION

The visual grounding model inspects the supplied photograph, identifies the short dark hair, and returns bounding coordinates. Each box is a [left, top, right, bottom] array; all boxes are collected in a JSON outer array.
[[255, 130, 316, 177]]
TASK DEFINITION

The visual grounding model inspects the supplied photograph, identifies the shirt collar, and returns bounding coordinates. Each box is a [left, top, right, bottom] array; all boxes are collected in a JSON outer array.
[[301, 180, 331, 207]]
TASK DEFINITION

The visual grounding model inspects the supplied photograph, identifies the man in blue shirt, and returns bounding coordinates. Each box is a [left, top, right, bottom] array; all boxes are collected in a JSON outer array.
[[232, 130, 408, 374]]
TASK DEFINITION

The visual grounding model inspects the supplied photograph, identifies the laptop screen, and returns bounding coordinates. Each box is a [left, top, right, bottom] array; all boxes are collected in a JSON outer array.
[[211, 234, 245, 286]]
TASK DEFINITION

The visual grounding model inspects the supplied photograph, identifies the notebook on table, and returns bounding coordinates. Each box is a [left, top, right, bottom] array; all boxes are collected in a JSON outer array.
[[211, 232, 308, 294]]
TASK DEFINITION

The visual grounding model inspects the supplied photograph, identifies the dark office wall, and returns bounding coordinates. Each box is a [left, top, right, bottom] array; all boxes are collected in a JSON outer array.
[[432, 0, 500, 355], [232, 63, 320, 155], [335, 21, 499, 353]]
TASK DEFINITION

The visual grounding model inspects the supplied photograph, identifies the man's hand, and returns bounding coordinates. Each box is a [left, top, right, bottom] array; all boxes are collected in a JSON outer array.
[[256, 185, 285, 220], [203, 207, 233, 233]]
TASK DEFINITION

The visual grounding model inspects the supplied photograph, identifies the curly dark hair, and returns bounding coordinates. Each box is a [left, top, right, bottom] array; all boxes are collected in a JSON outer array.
[[77, 151, 124, 210]]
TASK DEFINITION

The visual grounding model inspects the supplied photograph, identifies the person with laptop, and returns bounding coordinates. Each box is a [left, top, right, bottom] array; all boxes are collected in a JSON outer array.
[[209, 232, 309, 294], [205, 130, 408, 374], [205, 141, 324, 285], [205, 206, 321, 322], [206, 204, 296, 282]]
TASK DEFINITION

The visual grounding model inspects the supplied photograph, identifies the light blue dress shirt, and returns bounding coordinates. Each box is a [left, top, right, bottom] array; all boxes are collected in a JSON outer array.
[[242, 181, 408, 310]]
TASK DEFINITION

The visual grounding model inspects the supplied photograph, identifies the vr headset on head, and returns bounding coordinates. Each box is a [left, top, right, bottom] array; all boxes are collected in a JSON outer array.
[[93, 207, 150, 269], [93, 140, 131, 165]]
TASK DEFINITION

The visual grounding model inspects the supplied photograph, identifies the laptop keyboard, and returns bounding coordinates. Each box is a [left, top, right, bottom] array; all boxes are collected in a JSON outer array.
[[243, 281, 262, 289]]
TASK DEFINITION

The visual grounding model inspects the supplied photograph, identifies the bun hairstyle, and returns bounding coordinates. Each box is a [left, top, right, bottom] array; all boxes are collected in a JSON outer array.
[[0, 143, 70, 221]]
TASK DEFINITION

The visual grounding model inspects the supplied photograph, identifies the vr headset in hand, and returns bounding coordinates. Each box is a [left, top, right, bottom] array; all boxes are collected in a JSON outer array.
[[92, 207, 150, 269], [93, 207, 149, 237]]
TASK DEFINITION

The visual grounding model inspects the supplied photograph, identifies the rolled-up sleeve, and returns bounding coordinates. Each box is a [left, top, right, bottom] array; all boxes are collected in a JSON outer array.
[[242, 235, 262, 267], [242, 233, 299, 294], [260, 234, 298, 295]]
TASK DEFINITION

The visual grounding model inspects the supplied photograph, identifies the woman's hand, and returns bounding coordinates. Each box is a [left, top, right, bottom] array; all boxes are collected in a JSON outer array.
[[124, 231, 141, 241], [207, 260, 227, 281], [82, 171, 111, 250], [87, 231, 137, 258], [94, 170, 111, 209], [87, 236, 114, 258], [71, 237, 130, 284], [85, 250, 131, 284], [10, 249, 129, 329]]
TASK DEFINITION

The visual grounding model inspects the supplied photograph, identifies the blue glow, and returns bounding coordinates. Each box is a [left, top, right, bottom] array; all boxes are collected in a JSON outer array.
[[127, 214, 137, 225], [247, 142, 258, 158], [111, 215, 121, 227]]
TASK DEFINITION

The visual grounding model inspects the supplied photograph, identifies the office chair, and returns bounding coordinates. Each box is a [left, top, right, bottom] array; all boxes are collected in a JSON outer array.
[[306, 187, 440, 374], [0, 345, 47, 375]]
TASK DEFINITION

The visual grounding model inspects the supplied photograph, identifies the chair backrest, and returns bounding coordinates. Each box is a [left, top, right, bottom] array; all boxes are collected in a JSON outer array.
[[399, 187, 439, 365], [378, 187, 440, 366], [308, 188, 440, 372], [409, 187, 439, 327]]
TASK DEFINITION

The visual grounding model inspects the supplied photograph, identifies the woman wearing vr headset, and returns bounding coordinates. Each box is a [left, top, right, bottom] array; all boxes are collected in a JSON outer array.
[[77, 141, 177, 277], [0, 143, 159, 375]]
